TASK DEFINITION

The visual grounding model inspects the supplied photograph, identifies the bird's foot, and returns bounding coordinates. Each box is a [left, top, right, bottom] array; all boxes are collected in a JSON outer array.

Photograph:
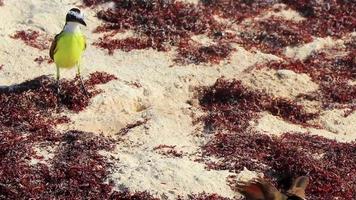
[[56, 80, 61, 113], [79, 76, 89, 97]]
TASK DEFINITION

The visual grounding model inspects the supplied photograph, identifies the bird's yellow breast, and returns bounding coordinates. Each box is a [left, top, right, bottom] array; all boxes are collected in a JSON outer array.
[[54, 32, 86, 69]]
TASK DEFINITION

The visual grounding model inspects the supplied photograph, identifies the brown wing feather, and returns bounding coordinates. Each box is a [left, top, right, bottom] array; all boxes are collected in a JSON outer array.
[[84, 36, 87, 50], [237, 180, 265, 200], [237, 178, 284, 200], [287, 176, 309, 199], [253, 178, 284, 200], [49, 32, 62, 60]]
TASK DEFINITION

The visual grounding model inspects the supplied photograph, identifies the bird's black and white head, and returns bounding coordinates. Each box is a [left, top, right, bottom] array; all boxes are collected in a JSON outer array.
[[66, 8, 86, 26]]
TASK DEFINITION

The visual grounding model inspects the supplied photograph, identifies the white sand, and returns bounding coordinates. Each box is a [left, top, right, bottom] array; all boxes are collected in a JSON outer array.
[[1, 1, 355, 199], [284, 37, 345, 60], [240, 68, 319, 99]]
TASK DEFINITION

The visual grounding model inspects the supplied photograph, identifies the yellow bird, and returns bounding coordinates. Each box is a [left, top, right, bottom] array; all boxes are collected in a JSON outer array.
[[49, 8, 87, 98]]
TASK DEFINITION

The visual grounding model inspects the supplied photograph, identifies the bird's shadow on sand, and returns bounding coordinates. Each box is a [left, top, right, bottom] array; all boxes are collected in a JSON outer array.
[[0, 75, 55, 94]]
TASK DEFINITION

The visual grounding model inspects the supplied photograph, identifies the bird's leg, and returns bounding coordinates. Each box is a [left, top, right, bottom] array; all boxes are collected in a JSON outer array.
[[77, 63, 88, 96], [56, 65, 61, 111]]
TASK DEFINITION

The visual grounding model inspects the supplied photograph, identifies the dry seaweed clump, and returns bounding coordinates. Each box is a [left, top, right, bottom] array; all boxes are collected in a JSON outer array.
[[0, 129, 115, 199], [198, 78, 317, 133], [200, 0, 276, 23], [109, 191, 159, 200], [0, 0, 3, 6], [91, 0, 220, 50], [83, 0, 110, 7], [237, 18, 313, 55], [11, 29, 50, 50], [0, 72, 120, 199], [178, 193, 232, 200], [197, 79, 355, 199], [84, 0, 237, 64], [84, 0, 355, 63], [203, 132, 355, 199]]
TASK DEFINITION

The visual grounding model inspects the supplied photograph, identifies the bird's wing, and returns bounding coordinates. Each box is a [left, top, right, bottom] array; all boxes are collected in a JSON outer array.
[[252, 178, 284, 200], [49, 32, 63, 60], [237, 178, 285, 200], [236, 180, 265, 200], [287, 176, 309, 199], [83, 36, 87, 50]]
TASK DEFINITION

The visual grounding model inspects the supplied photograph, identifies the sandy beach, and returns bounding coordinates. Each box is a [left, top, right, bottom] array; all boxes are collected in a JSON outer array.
[[0, 0, 355, 199]]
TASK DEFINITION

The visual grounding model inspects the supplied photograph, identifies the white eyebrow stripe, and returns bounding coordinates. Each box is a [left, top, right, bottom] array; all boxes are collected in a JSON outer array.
[[68, 10, 84, 19]]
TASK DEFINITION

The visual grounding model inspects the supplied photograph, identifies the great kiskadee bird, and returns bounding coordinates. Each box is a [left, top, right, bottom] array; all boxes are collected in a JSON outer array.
[[49, 8, 87, 99]]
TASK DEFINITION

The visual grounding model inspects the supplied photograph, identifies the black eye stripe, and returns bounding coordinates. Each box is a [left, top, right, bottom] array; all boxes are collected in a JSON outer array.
[[66, 8, 84, 22], [69, 8, 81, 13]]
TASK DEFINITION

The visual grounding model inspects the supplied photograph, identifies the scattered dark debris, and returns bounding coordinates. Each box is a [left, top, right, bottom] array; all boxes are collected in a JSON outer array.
[[94, 36, 152, 54], [179, 193, 232, 200], [175, 40, 234, 65], [109, 190, 159, 200], [153, 145, 183, 158], [0, 0, 3, 6], [34, 56, 53, 65], [11, 29, 50, 50], [126, 80, 142, 88], [117, 118, 149, 135], [0, 64, 3, 70], [83, 0, 110, 7]]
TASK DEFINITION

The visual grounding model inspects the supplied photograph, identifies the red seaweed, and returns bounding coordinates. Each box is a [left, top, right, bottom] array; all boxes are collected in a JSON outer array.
[[84, 0, 235, 64], [237, 17, 313, 55], [84, 0, 355, 63], [197, 78, 355, 199], [202, 131, 355, 199], [11, 29, 50, 50], [0, 72, 122, 199], [282, 0, 356, 38], [198, 78, 317, 133], [94, 36, 152, 54], [200, 0, 276, 23]]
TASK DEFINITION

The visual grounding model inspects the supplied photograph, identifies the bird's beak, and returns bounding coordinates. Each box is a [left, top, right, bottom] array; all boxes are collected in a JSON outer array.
[[78, 18, 87, 26]]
